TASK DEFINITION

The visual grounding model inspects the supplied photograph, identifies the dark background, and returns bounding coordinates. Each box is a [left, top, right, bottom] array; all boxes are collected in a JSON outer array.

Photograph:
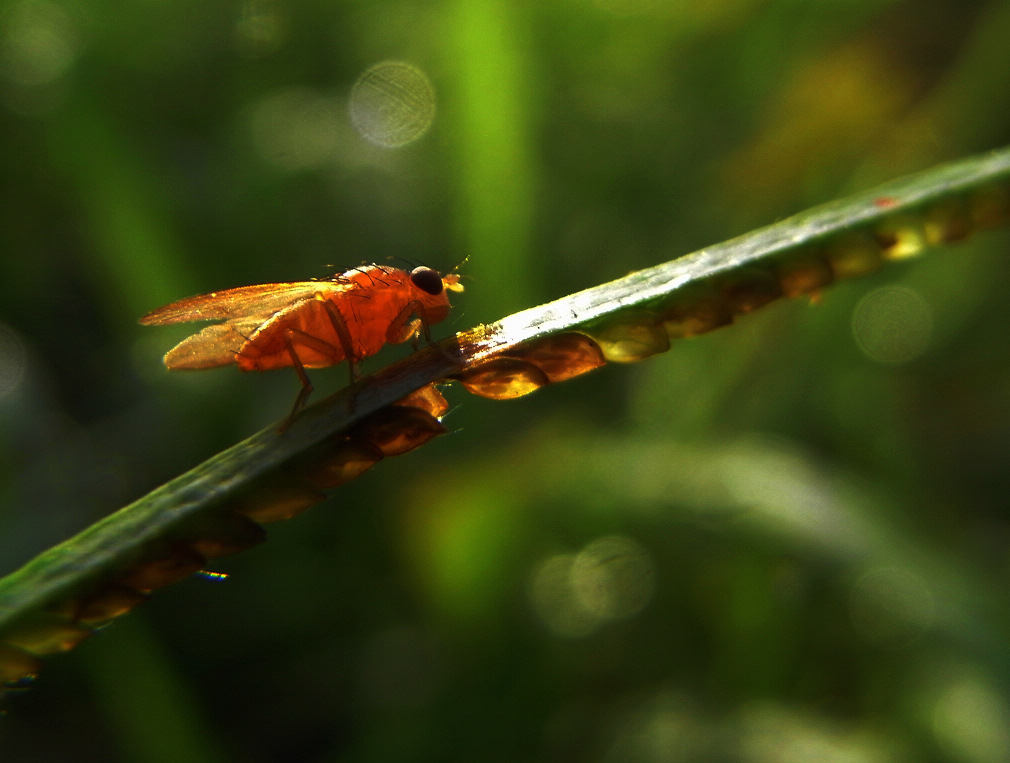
[[2, 0, 1010, 760]]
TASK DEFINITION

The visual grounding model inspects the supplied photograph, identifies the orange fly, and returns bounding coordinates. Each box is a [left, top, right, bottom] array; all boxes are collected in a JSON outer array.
[[140, 264, 464, 419]]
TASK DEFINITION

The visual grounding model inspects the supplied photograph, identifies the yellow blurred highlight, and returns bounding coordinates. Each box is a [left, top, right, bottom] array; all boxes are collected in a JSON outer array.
[[720, 436, 871, 559], [591, 314, 671, 363], [607, 692, 898, 762], [851, 286, 933, 365], [876, 217, 927, 260], [738, 702, 898, 763], [720, 40, 916, 218], [443, 0, 537, 317], [0, 0, 78, 87], [932, 671, 1010, 763], [349, 61, 436, 148]]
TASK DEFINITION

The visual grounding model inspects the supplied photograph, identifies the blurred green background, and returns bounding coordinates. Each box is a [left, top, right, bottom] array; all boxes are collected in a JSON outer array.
[[2, 0, 1010, 760]]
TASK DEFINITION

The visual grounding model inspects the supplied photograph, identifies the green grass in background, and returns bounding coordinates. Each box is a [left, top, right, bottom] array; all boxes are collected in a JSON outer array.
[[1, 0, 1009, 760]]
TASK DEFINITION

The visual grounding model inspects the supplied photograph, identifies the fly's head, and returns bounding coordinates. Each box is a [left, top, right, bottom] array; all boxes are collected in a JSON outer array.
[[409, 266, 463, 325]]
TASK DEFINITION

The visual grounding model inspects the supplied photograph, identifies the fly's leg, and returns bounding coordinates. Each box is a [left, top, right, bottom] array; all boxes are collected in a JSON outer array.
[[280, 328, 345, 427], [409, 323, 422, 352], [282, 333, 314, 427], [387, 301, 428, 344], [387, 301, 460, 363], [322, 300, 359, 388]]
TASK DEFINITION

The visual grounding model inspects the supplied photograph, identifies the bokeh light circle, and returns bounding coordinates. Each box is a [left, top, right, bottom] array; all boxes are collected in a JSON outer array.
[[0, 0, 79, 87], [528, 536, 656, 638], [529, 554, 602, 638], [348, 61, 435, 148], [571, 535, 656, 621], [851, 286, 933, 365]]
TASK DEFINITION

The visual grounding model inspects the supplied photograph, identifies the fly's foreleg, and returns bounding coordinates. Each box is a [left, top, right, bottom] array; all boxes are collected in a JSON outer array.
[[387, 301, 459, 363], [386, 300, 429, 346]]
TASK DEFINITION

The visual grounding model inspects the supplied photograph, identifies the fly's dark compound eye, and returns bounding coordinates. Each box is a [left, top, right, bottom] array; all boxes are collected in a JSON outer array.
[[410, 266, 443, 295]]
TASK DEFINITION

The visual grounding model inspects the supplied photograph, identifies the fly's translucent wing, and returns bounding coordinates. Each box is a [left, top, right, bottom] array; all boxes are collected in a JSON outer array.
[[139, 281, 350, 325], [163, 323, 251, 369]]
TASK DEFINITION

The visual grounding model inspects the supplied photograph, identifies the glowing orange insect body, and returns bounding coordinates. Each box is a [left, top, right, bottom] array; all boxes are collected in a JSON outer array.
[[140, 264, 464, 417]]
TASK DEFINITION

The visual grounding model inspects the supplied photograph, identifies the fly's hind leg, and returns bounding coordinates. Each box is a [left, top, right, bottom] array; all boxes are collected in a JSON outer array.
[[280, 328, 346, 427], [282, 334, 314, 428], [322, 301, 359, 389]]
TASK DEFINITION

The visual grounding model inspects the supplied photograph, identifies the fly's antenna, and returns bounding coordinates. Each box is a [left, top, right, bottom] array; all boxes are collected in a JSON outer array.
[[449, 254, 470, 275]]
